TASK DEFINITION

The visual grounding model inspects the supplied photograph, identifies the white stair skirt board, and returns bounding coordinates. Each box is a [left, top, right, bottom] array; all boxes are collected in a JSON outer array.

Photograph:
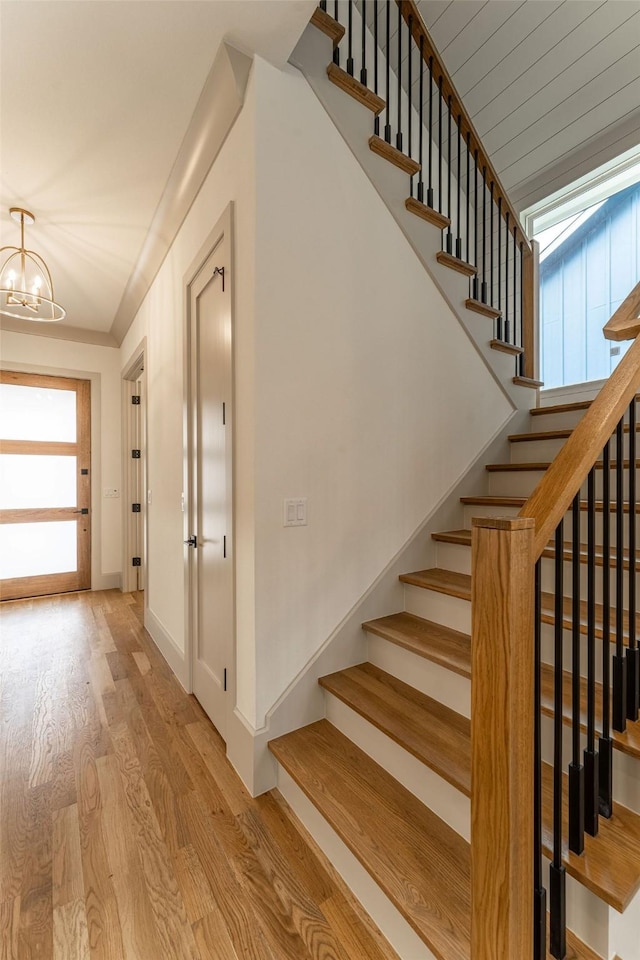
[[366, 631, 471, 719], [325, 692, 470, 842], [276, 766, 437, 960], [403, 584, 471, 635]]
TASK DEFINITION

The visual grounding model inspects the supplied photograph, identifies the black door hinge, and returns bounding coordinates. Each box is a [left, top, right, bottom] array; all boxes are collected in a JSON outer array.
[[222, 402, 226, 425], [223, 668, 227, 692], [131, 395, 141, 405], [132, 557, 142, 566], [132, 503, 141, 513], [223, 535, 227, 558], [81, 468, 89, 475], [131, 449, 141, 459]]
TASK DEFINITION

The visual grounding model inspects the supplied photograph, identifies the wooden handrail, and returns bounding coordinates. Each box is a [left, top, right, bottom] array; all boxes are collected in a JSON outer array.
[[398, 0, 531, 255], [519, 331, 640, 559], [604, 280, 640, 342]]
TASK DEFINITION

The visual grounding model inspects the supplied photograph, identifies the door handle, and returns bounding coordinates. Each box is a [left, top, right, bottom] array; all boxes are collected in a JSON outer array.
[[184, 535, 197, 547]]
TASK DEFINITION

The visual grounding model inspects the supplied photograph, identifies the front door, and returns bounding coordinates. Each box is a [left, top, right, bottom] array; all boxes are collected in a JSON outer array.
[[187, 234, 233, 740], [0, 371, 91, 601]]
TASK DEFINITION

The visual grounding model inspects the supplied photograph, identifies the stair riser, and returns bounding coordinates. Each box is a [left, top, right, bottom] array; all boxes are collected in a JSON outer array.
[[488, 467, 637, 499], [366, 631, 470, 718], [540, 716, 640, 813], [276, 765, 438, 960], [530, 411, 590, 431], [436, 540, 640, 606], [325, 692, 471, 841], [610, 886, 640, 960], [511, 434, 637, 464], [404, 582, 471, 634]]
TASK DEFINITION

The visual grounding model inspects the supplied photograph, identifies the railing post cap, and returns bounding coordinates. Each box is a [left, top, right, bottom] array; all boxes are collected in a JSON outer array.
[[472, 516, 535, 531]]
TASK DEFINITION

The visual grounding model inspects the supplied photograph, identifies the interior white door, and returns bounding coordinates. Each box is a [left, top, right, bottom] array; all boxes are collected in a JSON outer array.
[[188, 243, 232, 740]]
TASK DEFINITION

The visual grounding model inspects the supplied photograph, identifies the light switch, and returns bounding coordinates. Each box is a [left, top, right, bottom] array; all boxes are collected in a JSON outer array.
[[284, 498, 307, 527]]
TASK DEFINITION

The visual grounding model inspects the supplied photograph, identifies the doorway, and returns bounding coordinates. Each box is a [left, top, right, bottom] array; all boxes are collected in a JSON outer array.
[[122, 347, 146, 594], [0, 370, 91, 600], [185, 208, 234, 741]]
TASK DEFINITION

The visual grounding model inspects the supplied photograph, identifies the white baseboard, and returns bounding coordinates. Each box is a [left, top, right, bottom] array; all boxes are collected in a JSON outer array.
[[144, 606, 187, 690], [92, 573, 121, 590]]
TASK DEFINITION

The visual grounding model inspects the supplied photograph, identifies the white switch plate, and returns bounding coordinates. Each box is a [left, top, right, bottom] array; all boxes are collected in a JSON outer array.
[[104, 487, 120, 498], [284, 498, 307, 526]]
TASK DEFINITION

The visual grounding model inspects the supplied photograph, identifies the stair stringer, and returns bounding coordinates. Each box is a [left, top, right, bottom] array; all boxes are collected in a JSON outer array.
[[244, 407, 529, 796], [289, 22, 534, 412]]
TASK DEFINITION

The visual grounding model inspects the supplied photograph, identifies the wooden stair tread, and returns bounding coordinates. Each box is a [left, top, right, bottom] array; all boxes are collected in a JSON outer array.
[[362, 611, 471, 678], [432, 528, 633, 568], [541, 763, 640, 911], [514, 375, 544, 388], [435, 250, 476, 277], [405, 197, 450, 229], [269, 719, 472, 959], [369, 135, 420, 175], [510, 424, 639, 442], [531, 397, 640, 417], [466, 298, 501, 320], [461, 494, 636, 513], [310, 7, 345, 44], [319, 662, 471, 795], [327, 63, 385, 114], [399, 567, 639, 641], [540, 662, 640, 761], [490, 338, 523, 356], [399, 566, 471, 599]]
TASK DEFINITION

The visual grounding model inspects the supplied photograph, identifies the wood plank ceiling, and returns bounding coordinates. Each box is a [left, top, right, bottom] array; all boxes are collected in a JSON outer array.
[[412, 1, 640, 209]]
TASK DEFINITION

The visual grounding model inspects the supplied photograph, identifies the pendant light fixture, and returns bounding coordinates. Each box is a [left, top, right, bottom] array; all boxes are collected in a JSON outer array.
[[0, 207, 65, 322]]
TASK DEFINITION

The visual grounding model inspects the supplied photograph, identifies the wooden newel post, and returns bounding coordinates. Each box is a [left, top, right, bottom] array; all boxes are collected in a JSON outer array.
[[471, 517, 535, 959]]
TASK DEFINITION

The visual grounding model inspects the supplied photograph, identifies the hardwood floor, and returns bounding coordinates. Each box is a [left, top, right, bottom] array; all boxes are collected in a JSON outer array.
[[0, 590, 399, 960]]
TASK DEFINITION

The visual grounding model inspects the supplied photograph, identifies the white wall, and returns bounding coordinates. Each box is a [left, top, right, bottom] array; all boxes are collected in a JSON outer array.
[[119, 67, 257, 685], [0, 329, 122, 588], [249, 57, 513, 726]]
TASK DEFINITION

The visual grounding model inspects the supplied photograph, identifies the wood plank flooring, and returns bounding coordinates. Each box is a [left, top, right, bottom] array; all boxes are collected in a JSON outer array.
[[0, 589, 400, 960]]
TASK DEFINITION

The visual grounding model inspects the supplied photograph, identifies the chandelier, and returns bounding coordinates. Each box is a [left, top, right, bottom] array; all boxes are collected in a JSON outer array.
[[0, 207, 65, 322]]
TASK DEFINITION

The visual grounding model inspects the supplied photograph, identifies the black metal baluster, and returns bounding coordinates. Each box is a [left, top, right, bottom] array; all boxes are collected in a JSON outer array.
[[347, 0, 354, 75], [427, 57, 434, 207], [466, 131, 471, 265], [360, 0, 367, 85], [584, 468, 599, 837], [408, 16, 413, 193], [472, 152, 479, 300], [512, 224, 517, 348], [373, 0, 379, 135], [614, 416, 628, 732], [456, 115, 462, 259], [519, 241, 524, 376], [396, 2, 402, 152], [627, 398, 639, 719], [505, 211, 510, 343], [569, 494, 585, 854], [481, 168, 488, 302], [534, 559, 547, 960], [333, 1, 340, 64], [495, 193, 501, 339], [384, 1, 391, 142], [417, 35, 423, 201], [550, 521, 566, 960], [320, 0, 327, 10], [438, 75, 443, 211], [446, 97, 453, 253], [600, 439, 613, 818]]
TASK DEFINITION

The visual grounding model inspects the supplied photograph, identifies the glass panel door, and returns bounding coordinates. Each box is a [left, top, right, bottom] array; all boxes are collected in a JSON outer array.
[[0, 371, 91, 600]]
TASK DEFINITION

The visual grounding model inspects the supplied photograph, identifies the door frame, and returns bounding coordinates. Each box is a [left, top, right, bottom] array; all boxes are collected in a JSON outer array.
[[121, 341, 147, 595], [0, 370, 91, 599], [183, 203, 236, 719]]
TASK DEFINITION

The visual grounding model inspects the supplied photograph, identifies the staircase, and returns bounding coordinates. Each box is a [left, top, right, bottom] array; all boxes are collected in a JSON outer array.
[[270, 395, 640, 960], [266, 5, 640, 959]]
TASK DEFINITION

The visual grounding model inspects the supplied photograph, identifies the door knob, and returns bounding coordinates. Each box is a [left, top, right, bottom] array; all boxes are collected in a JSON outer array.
[[184, 535, 197, 547]]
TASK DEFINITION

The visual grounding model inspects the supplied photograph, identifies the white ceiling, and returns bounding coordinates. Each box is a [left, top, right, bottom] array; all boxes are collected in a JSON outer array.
[[416, 0, 640, 208], [2, 1, 638, 341], [0, 0, 314, 337]]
